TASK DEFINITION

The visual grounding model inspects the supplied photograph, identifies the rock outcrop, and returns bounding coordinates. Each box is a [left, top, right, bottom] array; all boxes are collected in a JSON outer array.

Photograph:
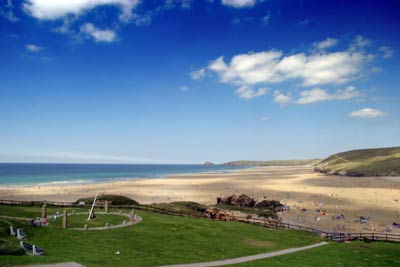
[[254, 200, 285, 212], [217, 194, 256, 207]]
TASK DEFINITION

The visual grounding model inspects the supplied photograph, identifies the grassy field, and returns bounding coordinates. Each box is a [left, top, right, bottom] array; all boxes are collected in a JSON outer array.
[[228, 242, 400, 267], [1, 205, 399, 267], [314, 146, 400, 176], [0, 205, 321, 267]]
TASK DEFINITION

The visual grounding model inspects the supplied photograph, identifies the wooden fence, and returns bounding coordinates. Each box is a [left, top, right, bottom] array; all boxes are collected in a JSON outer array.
[[1, 199, 400, 243]]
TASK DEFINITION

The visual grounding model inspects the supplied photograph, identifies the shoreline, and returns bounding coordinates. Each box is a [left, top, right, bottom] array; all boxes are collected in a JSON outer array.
[[0, 165, 250, 188], [1, 165, 399, 234]]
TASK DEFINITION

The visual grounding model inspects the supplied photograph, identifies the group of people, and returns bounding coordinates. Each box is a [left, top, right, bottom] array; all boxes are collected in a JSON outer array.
[[29, 211, 60, 227]]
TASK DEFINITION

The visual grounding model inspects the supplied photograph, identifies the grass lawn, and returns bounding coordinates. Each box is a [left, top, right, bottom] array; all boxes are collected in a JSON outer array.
[[227, 241, 400, 267], [52, 214, 128, 228], [0, 205, 321, 267]]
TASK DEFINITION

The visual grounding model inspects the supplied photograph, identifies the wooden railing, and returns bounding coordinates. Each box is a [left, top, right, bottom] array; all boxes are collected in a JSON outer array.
[[1, 199, 399, 243]]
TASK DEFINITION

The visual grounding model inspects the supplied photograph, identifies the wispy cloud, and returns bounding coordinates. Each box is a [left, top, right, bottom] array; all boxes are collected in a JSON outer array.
[[80, 23, 116, 43], [378, 46, 394, 59], [25, 44, 44, 52], [235, 86, 267, 100], [0, 0, 19, 22], [313, 37, 337, 51], [190, 68, 206, 80], [349, 108, 385, 118], [296, 86, 362, 104], [221, 0, 257, 8], [180, 85, 189, 92]]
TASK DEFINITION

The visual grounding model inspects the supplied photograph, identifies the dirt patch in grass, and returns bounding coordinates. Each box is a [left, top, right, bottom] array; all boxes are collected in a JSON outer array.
[[243, 239, 275, 248]]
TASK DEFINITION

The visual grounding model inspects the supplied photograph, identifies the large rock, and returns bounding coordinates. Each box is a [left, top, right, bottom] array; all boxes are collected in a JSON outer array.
[[254, 200, 284, 212], [217, 194, 256, 207]]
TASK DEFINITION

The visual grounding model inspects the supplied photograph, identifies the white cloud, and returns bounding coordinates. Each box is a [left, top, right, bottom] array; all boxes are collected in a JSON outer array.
[[80, 23, 116, 42], [25, 44, 44, 52], [260, 115, 268, 121], [273, 90, 292, 106], [221, 0, 257, 8], [313, 37, 337, 51], [378, 46, 394, 59], [0, 0, 19, 22], [262, 13, 270, 25], [349, 35, 371, 51], [190, 68, 206, 80], [349, 108, 384, 118], [235, 86, 267, 100], [180, 85, 189, 92], [296, 86, 362, 104], [206, 48, 370, 87], [272, 86, 362, 105], [22, 0, 140, 22]]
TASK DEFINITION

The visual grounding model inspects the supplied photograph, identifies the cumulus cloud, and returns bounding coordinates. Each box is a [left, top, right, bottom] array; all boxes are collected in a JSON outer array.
[[378, 46, 394, 59], [25, 44, 44, 52], [349, 108, 384, 118], [22, 0, 140, 22], [191, 36, 383, 100], [273, 90, 292, 106], [204, 49, 370, 87], [235, 86, 267, 100], [221, 0, 257, 8], [313, 37, 337, 51], [80, 23, 116, 43]]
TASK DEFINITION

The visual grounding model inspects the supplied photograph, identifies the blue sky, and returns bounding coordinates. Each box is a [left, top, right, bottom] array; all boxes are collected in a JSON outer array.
[[0, 0, 399, 164]]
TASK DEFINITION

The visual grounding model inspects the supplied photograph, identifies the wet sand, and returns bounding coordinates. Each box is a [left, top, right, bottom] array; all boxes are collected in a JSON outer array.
[[1, 166, 399, 233]]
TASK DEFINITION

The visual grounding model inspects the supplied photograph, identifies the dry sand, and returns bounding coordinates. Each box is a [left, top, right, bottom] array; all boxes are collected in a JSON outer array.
[[1, 166, 399, 234]]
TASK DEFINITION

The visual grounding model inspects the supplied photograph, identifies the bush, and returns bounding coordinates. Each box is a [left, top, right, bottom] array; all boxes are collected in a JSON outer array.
[[75, 194, 139, 206]]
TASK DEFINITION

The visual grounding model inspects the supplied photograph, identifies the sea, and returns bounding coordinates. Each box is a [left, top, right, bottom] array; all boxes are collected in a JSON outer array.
[[0, 163, 244, 186]]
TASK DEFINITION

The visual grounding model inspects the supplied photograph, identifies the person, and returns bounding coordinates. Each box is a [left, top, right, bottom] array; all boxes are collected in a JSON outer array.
[[29, 219, 37, 227], [42, 217, 49, 226]]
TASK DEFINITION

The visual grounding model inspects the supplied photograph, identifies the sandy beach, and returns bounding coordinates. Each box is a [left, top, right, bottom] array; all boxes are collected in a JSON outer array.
[[1, 166, 400, 234]]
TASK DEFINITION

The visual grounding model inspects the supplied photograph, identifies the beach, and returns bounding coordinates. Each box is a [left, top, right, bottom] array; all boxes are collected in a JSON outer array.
[[1, 166, 399, 234]]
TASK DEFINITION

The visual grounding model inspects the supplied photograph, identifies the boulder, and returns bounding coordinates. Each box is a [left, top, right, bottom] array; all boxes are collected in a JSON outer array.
[[254, 200, 285, 212], [217, 194, 256, 207]]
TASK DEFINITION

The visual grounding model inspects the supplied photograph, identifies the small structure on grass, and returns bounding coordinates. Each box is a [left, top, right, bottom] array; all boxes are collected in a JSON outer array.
[[41, 204, 47, 219], [63, 210, 68, 229]]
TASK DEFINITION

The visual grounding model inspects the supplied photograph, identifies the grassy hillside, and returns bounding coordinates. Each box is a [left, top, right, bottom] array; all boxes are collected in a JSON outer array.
[[223, 159, 319, 167], [314, 147, 400, 176]]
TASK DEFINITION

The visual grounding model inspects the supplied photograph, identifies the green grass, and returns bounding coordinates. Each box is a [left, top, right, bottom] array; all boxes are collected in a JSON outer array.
[[0, 205, 321, 267], [149, 201, 207, 216], [315, 146, 400, 176], [228, 242, 400, 267], [52, 214, 128, 228]]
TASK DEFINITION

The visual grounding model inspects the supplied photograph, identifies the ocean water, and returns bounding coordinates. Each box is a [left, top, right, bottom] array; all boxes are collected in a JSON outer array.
[[0, 163, 244, 186]]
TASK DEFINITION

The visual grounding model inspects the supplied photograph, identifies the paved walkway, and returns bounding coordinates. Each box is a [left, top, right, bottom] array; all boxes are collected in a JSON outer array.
[[15, 262, 85, 267], [160, 242, 328, 267]]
